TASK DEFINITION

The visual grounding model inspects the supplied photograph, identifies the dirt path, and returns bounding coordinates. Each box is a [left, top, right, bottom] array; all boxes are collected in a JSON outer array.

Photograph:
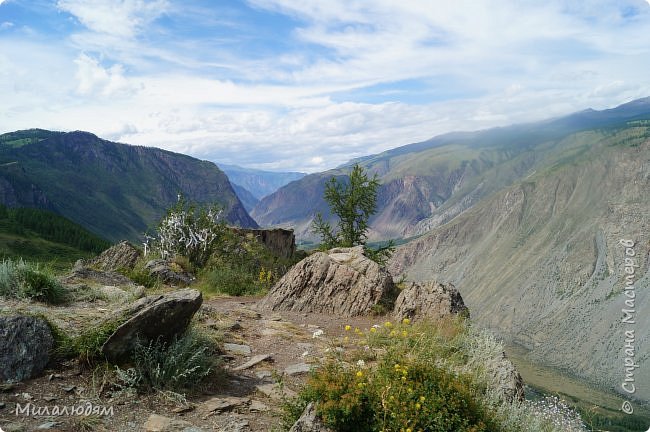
[[0, 295, 382, 432]]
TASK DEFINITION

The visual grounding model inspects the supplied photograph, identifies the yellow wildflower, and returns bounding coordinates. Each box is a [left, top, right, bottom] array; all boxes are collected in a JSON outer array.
[[345, 325, 351, 331], [402, 330, 408, 337], [402, 318, 411, 325], [384, 321, 393, 328], [419, 396, 426, 402], [370, 327, 377, 333], [356, 371, 363, 378]]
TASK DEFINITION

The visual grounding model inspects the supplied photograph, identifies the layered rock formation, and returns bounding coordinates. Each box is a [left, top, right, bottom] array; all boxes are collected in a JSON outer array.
[[393, 280, 468, 322], [258, 246, 396, 316]]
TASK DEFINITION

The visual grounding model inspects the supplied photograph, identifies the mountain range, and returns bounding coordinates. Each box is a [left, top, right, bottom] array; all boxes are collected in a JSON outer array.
[[0, 130, 257, 242], [252, 97, 650, 402], [1, 98, 648, 405], [217, 163, 306, 211]]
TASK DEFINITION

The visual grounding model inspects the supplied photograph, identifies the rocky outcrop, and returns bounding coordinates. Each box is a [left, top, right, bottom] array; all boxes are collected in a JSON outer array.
[[258, 246, 396, 317], [486, 352, 525, 403], [393, 281, 468, 322], [88, 241, 141, 271], [62, 266, 135, 287], [0, 315, 53, 382], [144, 259, 194, 286], [102, 288, 202, 363], [289, 403, 333, 432], [233, 228, 296, 258]]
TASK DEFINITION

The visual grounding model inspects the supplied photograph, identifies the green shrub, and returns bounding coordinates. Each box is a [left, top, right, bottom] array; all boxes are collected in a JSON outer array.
[[285, 318, 587, 432], [115, 329, 218, 393], [199, 263, 258, 296], [0, 258, 67, 304]]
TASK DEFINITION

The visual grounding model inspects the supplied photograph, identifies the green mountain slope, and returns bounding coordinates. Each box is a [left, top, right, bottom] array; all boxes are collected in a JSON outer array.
[[0, 130, 257, 242], [0, 204, 110, 264]]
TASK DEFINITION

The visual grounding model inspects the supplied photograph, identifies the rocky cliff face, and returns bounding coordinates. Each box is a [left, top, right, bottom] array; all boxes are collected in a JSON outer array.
[[389, 135, 650, 402], [0, 130, 257, 241]]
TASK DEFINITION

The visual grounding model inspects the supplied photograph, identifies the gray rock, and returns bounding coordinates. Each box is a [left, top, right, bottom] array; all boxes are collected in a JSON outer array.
[[2, 423, 26, 432], [289, 402, 333, 432], [36, 422, 59, 430], [259, 246, 396, 316], [393, 280, 469, 322], [102, 289, 202, 363], [199, 396, 250, 415], [284, 363, 311, 376], [486, 351, 525, 403], [62, 267, 134, 287], [248, 400, 269, 412], [223, 343, 251, 355], [232, 354, 273, 371], [145, 259, 194, 286], [255, 383, 296, 400], [143, 413, 203, 432], [0, 315, 53, 383], [88, 241, 141, 272]]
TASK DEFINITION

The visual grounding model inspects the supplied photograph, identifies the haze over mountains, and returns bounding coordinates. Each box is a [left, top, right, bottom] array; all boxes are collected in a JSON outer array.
[[217, 163, 306, 211], [253, 97, 650, 402]]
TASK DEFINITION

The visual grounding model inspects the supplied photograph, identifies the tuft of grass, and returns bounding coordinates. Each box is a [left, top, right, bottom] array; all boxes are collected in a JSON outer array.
[[0, 258, 67, 304], [73, 318, 128, 365], [198, 261, 260, 296], [114, 328, 219, 394], [119, 256, 161, 289], [73, 415, 103, 431]]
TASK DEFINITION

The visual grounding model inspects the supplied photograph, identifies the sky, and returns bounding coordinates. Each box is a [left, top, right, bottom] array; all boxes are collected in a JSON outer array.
[[1, 1, 650, 172]]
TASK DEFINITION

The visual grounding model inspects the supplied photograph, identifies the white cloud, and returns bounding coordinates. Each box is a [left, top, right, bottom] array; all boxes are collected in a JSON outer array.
[[74, 53, 140, 97], [1, 1, 650, 172], [0, 22, 13, 30], [57, 0, 169, 38]]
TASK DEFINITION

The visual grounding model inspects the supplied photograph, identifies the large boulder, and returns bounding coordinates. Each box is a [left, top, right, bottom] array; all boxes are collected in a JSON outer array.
[[393, 281, 469, 322], [485, 352, 525, 403], [258, 246, 396, 317], [0, 315, 53, 382], [88, 241, 141, 272], [101, 288, 202, 363], [289, 403, 333, 432]]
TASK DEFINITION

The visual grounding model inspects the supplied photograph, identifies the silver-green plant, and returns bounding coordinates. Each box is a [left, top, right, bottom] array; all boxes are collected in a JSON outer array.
[[115, 329, 218, 393], [144, 196, 226, 267]]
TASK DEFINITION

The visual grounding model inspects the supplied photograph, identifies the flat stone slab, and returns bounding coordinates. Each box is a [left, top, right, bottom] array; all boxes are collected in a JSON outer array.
[[224, 343, 252, 355], [200, 397, 250, 416], [255, 383, 297, 401], [284, 363, 312, 376], [249, 400, 269, 412], [143, 413, 203, 432], [232, 354, 273, 371]]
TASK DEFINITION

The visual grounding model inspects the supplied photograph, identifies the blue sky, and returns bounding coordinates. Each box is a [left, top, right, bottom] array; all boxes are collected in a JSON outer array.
[[1, 0, 650, 172]]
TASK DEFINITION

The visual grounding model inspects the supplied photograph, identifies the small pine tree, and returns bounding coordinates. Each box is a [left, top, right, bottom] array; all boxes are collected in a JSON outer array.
[[312, 164, 394, 265]]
